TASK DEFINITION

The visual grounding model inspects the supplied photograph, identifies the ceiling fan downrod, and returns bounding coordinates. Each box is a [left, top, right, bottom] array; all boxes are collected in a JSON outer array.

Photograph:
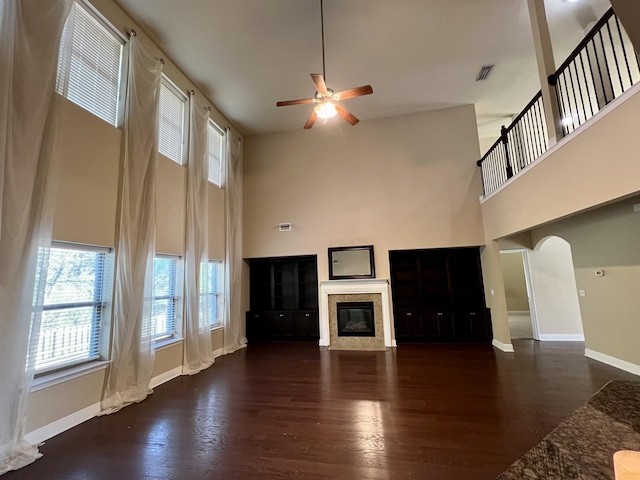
[[320, 0, 326, 83]]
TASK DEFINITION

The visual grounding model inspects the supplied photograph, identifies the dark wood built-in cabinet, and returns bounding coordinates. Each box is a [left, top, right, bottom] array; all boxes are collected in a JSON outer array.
[[390, 248, 491, 343], [247, 255, 319, 342]]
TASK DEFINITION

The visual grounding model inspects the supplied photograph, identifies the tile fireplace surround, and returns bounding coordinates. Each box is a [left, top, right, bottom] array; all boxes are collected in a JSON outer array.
[[319, 279, 396, 350]]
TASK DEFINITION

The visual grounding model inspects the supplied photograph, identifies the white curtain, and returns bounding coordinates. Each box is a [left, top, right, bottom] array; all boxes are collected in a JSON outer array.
[[101, 34, 162, 414], [0, 0, 72, 473], [182, 94, 214, 375], [223, 131, 247, 354]]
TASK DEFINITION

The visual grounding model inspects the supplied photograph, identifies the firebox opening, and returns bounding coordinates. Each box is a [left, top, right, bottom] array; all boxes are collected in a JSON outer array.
[[337, 301, 375, 337]]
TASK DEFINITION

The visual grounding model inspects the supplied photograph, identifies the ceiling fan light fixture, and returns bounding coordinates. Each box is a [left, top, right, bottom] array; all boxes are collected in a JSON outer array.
[[315, 101, 337, 119]]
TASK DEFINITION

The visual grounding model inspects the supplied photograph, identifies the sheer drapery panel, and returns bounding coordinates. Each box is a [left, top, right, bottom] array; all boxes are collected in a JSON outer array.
[[101, 35, 162, 415], [0, 0, 72, 473]]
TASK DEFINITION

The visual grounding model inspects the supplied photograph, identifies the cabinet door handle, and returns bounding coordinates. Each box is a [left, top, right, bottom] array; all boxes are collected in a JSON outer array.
[[470, 312, 476, 316], [305, 313, 310, 317], [279, 314, 284, 317], [437, 312, 443, 316], [406, 312, 412, 316]]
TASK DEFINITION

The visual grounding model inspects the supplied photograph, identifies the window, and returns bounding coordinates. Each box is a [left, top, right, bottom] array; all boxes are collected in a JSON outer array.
[[35, 244, 110, 373], [56, 1, 124, 126], [159, 77, 188, 165], [152, 255, 182, 341], [208, 260, 224, 327], [207, 120, 224, 186]]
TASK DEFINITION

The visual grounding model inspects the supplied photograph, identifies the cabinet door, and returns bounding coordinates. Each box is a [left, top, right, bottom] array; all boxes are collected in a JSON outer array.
[[394, 310, 423, 341], [452, 310, 491, 342], [422, 310, 441, 338], [294, 311, 319, 339], [270, 312, 295, 338], [469, 309, 491, 342], [437, 310, 455, 339], [246, 311, 269, 342]]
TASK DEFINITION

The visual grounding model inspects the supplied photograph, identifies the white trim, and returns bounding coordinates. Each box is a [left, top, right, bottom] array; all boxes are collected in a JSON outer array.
[[585, 348, 640, 377], [31, 360, 109, 392], [213, 347, 224, 358], [507, 310, 530, 315], [538, 334, 585, 341], [150, 366, 182, 389], [492, 339, 515, 352], [480, 82, 640, 203], [25, 402, 101, 445], [319, 279, 394, 348], [154, 336, 183, 351]]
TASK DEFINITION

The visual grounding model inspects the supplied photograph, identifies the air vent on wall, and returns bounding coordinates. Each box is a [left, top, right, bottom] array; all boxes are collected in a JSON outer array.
[[279, 223, 292, 232], [476, 65, 494, 81]]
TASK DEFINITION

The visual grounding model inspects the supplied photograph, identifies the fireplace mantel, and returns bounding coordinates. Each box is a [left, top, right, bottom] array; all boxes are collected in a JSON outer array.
[[319, 279, 395, 348]]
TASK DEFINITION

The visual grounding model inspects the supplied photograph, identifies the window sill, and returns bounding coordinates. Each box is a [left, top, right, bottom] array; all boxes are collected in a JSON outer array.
[[210, 324, 223, 333], [31, 360, 110, 393], [155, 336, 183, 351]]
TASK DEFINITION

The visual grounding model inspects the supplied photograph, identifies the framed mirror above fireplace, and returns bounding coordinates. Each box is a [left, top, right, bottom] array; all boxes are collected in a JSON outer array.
[[328, 245, 375, 280]]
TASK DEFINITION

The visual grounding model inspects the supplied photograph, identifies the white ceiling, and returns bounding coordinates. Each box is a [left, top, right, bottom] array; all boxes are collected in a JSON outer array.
[[113, 0, 611, 139]]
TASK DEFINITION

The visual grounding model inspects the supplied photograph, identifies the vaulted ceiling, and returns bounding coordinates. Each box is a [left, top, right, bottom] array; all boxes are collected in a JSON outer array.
[[114, 0, 611, 139]]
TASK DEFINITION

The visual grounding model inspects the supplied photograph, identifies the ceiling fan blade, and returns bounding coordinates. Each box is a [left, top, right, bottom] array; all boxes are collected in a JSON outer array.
[[311, 73, 329, 95], [334, 85, 373, 101], [304, 111, 318, 129], [277, 98, 316, 107], [335, 104, 359, 126]]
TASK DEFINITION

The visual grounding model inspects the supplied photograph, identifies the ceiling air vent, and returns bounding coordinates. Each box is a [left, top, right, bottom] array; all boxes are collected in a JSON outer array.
[[476, 65, 494, 81], [279, 223, 292, 232]]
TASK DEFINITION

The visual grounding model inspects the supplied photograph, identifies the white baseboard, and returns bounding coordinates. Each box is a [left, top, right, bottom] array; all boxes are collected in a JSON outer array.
[[25, 402, 100, 445], [508, 310, 530, 316], [213, 347, 224, 358], [492, 339, 515, 352], [538, 334, 585, 342], [27, 348, 228, 445], [585, 349, 640, 377], [149, 366, 182, 389]]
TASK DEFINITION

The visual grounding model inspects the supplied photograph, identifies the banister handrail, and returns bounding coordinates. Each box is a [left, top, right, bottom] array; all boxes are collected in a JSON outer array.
[[551, 7, 615, 82], [477, 6, 638, 196], [477, 90, 542, 167]]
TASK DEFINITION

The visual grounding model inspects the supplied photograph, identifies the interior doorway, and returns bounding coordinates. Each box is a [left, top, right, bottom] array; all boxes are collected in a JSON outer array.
[[500, 250, 539, 340]]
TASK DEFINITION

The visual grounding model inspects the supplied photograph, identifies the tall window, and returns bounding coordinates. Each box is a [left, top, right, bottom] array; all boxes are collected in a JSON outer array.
[[35, 244, 111, 373], [207, 120, 224, 186], [56, 1, 124, 126], [152, 255, 182, 341], [208, 260, 223, 327], [159, 77, 187, 165]]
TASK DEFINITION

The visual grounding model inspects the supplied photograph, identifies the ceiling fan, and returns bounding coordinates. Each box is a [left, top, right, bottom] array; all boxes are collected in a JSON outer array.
[[276, 0, 373, 129]]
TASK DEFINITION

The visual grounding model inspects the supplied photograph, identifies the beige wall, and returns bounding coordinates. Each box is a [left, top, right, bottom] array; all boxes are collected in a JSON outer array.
[[528, 236, 584, 336], [531, 195, 640, 365], [26, 0, 237, 438], [26, 370, 105, 433], [244, 105, 486, 286], [500, 252, 529, 312]]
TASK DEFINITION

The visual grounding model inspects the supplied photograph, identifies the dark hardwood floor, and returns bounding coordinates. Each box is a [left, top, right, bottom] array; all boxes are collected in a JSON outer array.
[[8, 340, 638, 480]]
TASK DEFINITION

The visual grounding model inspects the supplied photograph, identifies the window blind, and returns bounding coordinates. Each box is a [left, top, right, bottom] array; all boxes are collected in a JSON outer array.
[[208, 121, 224, 186], [208, 260, 223, 326], [56, 2, 123, 126], [159, 78, 187, 165], [153, 256, 182, 340], [34, 245, 111, 373]]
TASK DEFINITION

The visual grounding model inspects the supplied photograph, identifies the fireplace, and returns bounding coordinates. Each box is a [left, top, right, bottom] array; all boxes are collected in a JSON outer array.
[[337, 302, 375, 337], [319, 279, 395, 351]]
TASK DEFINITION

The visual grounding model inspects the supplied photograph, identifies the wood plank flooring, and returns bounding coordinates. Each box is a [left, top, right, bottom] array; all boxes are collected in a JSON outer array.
[[7, 340, 638, 480]]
